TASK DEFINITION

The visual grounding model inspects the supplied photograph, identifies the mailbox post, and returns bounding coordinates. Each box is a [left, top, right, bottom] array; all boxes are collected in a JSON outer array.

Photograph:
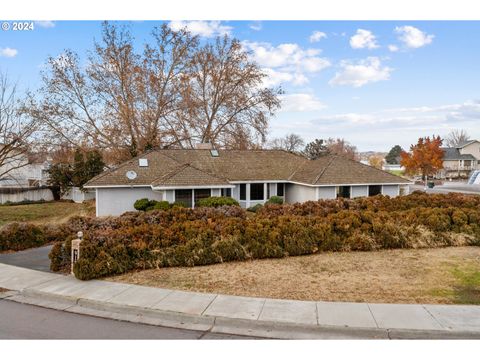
[[71, 231, 83, 275]]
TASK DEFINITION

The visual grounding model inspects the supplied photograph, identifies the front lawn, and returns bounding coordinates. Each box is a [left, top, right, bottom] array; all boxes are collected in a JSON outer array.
[[110, 246, 480, 305], [0, 201, 95, 227]]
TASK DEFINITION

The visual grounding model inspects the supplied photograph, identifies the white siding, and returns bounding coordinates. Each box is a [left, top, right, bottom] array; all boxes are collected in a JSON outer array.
[[382, 185, 399, 197], [211, 188, 221, 197], [164, 190, 174, 202], [316, 186, 336, 200], [351, 186, 368, 198], [96, 187, 164, 216], [285, 183, 316, 204]]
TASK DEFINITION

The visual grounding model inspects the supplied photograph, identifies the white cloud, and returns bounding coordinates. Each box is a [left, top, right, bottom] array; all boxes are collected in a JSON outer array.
[[388, 44, 399, 52], [395, 26, 434, 49], [349, 29, 379, 49], [0, 47, 18, 58], [279, 93, 326, 112], [261, 68, 308, 87], [243, 41, 330, 87], [249, 22, 262, 31], [309, 31, 327, 43], [168, 21, 232, 38], [35, 21, 55, 28], [329, 57, 392, 88], [299, 100, 480, 151]]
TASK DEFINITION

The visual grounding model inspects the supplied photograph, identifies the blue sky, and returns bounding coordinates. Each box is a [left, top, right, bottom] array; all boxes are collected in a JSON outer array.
[[1, 20, 480, 151]]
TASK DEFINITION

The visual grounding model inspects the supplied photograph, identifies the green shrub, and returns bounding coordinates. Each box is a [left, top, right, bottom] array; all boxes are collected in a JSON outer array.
[[171, 201, 187, 208], [134, 198, 153, 211], [266, 196, 284, 205], [247, 203, 263, 213], [153, 201, 171, 211], [196, 196, 240, 208]]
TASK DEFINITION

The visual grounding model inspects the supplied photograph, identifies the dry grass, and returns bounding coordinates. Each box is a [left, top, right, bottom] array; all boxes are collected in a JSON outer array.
[[110, 246, 480, 304], [0, 200, 95, 227]]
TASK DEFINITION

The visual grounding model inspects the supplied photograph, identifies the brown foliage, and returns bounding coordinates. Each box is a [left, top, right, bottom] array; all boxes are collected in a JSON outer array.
[[400, 135, 444, 180]]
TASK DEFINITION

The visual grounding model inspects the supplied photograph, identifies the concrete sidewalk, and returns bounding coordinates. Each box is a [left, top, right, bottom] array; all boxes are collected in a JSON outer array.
[[1, 263, 480, 339]]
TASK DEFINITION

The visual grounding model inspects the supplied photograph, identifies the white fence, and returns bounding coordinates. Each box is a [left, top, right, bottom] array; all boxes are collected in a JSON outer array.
[[0, 187, 54, 204], [61, 187, 96, 203]]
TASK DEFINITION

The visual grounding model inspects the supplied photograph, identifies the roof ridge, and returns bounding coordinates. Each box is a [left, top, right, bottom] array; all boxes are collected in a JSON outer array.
[[341, 155, 409, 181], [313, 155, 337, 184]]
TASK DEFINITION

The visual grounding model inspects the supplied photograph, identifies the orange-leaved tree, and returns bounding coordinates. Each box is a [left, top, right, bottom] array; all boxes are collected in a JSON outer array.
[[400, 135, 444, 181]]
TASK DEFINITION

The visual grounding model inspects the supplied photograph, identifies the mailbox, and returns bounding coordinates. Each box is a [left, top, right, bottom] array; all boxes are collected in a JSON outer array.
[[71, 231, 83, 274]]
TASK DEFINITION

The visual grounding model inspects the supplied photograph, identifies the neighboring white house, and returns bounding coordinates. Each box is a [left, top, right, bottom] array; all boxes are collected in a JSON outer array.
[[84, 147, 412, 217], [439, 139, 480, 179], [0, 149, 51, 188]]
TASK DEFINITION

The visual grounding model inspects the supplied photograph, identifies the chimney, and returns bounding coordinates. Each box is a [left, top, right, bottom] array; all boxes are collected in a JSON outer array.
[[195, 142, 213, 150]]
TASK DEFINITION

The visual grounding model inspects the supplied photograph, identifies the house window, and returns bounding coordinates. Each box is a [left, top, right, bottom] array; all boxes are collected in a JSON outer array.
[[267, 184, 270, 199], [221, 188, 232, 197], [194, 189, 211, 206], [175, 189, 192, 207], [240, 184, 246, 200], [277, 183, 284, 197], [368, 185, 382, 196], [250, 183, 264, 200], [337, 186, 351, 198]]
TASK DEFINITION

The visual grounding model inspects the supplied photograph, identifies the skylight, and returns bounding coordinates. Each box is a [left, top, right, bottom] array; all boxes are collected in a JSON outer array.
[[210, 149, 219, 157]]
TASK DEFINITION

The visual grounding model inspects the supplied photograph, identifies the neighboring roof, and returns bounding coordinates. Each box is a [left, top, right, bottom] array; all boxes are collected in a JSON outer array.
[[85, 149, 410, 188], [456, 139, 479, 148], [442, 148, 477, 161]]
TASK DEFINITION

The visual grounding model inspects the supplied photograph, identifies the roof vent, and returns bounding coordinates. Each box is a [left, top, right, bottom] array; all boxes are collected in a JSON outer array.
[[195, 142, 213, 150], [139, 158, 148, 167], [210, 149, 219, 157]]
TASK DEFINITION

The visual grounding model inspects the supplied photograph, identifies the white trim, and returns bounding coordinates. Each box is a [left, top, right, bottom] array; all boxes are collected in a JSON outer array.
[[288, 180, 413, 188], [83, 184, 151, 189], [229, 180, 288, 184], [151, 185, 234, 190], [87, 180, 412, 190], [95, 188, 99, 217]]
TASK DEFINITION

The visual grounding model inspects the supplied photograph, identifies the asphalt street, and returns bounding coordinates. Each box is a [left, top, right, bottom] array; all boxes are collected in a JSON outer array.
[[0, 245, 53, 272], [0, 298, 258, 339]]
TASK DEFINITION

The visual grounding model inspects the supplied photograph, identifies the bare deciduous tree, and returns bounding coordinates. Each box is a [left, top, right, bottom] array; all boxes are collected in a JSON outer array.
[[176, 36, 282, 149], [25, 22, 281, 163], [269, 133, 305, 153], [0, 71, 38, 179], [325, 138, 358, 160], [444, 129, 470, 147]]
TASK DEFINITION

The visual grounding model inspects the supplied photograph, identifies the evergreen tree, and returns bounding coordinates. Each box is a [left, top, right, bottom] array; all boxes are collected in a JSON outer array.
[[385, 145, 404, 164], [302, 139, 329, 160]]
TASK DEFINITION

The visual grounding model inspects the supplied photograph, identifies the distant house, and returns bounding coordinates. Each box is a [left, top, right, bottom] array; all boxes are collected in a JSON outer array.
[[85, 146, 412, 217], [0, 149, 50, 188], [439, 140, 480, 179]]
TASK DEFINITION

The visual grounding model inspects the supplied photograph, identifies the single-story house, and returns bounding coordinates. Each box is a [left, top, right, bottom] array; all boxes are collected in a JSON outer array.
[[84, 147, 412, 216]]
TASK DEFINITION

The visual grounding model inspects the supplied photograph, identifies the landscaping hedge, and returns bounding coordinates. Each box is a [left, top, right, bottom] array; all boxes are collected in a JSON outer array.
[[45, 192, 480, 280]]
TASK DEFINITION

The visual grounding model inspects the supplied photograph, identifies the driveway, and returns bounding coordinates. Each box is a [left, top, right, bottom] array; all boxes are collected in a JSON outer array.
[[0, 245, 53, 272]]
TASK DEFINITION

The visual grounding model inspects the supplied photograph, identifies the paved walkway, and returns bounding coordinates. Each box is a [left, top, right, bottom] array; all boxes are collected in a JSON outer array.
[[1, 263, 480, 339], [0, 245, 52, 272]]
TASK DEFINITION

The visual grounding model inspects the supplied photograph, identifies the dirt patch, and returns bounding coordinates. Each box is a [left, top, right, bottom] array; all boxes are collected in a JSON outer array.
[[109, 246, 480, 304]]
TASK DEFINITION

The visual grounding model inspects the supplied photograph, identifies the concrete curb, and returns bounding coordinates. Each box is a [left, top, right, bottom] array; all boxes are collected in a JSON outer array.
[[3, 289, 480, 339]]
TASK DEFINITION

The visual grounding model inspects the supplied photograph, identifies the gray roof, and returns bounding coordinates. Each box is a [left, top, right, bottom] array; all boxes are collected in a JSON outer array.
[[442, 148, 477, 161], [456, 140, 477, 148], [85, 149, 410, 188]]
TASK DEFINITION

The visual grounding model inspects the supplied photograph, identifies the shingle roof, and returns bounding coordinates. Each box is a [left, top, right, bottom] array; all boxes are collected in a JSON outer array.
[[290, 155, 410, 185], [151, 164, 230, 187], [85, 149, 410, 188], [442, 148, 477, 161]]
